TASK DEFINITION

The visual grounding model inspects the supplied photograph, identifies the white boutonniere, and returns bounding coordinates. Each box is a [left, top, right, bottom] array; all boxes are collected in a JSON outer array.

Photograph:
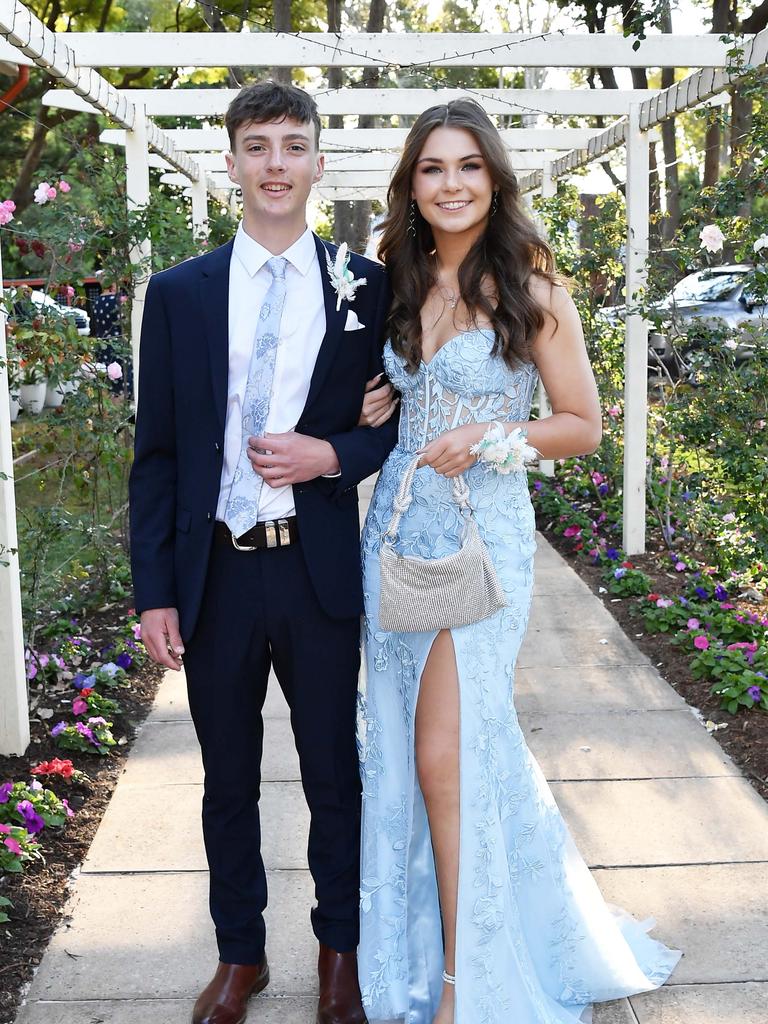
[[325, 242, 367, 311]]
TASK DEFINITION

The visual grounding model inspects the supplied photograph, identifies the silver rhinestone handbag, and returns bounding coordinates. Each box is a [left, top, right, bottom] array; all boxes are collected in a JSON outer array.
[[378, 455, 507, 633]]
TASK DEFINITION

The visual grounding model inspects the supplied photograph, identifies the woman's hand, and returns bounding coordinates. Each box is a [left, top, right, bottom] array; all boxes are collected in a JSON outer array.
[[418, 422, 488, 478], [358, 373, 399, 428]]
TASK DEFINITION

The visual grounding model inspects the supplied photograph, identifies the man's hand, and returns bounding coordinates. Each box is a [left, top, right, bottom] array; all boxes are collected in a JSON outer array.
[[358, 373, 399, 428], [247, 431, 340, 487], [418, 423, 487, 478], [141, 608, 185, 671]]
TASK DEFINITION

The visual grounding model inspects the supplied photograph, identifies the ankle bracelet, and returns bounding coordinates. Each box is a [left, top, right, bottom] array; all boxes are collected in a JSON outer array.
[[442, 970, 455, 986]]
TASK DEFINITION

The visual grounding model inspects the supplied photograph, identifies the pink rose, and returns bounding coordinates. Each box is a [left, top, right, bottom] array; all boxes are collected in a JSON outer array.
[[107, 362, 123, 381], [2, 199, 15, 212], [693, 635, 710, 651], [59, 180, 71, 193], [0, 208, 12, 226], [46, 186, 57, 200]]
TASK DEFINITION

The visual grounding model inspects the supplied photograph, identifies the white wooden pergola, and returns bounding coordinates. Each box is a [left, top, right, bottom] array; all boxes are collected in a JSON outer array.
[[1, 0, 766, 753]]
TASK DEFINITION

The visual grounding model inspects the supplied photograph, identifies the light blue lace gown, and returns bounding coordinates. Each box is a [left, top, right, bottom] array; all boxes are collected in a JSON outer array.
[[358, 330, 681, 1024]]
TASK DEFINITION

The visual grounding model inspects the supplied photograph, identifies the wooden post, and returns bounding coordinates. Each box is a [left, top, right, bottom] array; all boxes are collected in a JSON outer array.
[[125, 104, 152, 404], [537, 159, 555, 477], [0, 232, 30, 755], [623, 104, 649, 554], [190, 175, 209, 244]]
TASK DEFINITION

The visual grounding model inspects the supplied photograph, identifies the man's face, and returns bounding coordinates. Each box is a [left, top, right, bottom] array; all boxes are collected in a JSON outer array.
[[225, 117, 324, 223]]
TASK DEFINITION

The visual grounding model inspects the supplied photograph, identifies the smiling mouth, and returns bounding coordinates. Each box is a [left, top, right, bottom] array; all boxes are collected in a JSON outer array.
[[262, 184, 291, 194], [437, 200, 471, 211]]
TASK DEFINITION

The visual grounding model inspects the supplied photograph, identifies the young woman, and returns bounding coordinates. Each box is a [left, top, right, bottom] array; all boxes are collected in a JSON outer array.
[[357, 99, 681, 1024]]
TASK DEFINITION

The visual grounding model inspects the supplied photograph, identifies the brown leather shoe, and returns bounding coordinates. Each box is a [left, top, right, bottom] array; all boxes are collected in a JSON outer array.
[[192, 959, 269, 1024], [316, 944, 367, 1024]]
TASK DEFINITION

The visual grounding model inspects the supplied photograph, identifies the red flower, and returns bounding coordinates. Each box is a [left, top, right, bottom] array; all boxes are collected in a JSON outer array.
[[646, 593, 660, 602], [80, 688, 93, 697], [574, 542, 584, 551], [31, 240, 46, 259], [621, 561, 634, 569], [31, 757, 75, 779]]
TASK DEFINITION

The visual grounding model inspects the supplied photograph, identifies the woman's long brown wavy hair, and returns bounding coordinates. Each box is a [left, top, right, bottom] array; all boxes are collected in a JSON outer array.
[[377, 99, 560, 373]]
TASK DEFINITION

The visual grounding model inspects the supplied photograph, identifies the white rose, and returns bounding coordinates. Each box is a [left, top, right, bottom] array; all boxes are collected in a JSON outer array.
[[699, 224, 725, 253], [753, 234, 768, 254]]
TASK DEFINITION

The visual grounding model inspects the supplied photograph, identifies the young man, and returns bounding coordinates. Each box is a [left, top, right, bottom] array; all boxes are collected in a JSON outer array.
[[129, 82, 397, 1024]]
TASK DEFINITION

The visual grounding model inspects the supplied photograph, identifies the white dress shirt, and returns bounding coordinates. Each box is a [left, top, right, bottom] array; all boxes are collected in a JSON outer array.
[[216, 223, 326, 522]]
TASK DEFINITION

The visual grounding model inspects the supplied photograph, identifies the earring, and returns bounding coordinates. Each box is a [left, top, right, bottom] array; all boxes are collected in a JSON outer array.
[[408, 199, 417, 237], [491, 191, 499, 217]]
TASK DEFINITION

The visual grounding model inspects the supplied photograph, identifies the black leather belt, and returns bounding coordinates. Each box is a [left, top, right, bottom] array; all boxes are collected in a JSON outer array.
[[214, 517, 299, 551]]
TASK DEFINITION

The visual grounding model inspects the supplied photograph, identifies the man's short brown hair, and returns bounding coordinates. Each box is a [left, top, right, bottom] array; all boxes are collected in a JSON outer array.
[[225, 81, 322, 150]]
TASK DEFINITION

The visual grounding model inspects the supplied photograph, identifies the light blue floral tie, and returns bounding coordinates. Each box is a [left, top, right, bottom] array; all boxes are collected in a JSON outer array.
[[224, 255, 288, 537]]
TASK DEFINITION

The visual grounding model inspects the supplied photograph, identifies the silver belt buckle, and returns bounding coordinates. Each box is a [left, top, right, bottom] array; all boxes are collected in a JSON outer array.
[[231, 531, 257, 552], [264, 521, 278, 548], [277, 519, 291, 546]]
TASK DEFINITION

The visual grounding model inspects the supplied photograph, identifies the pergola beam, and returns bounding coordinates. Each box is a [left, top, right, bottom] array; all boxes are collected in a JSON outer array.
[[45, 87, 666, 118], [0, 32, 736, 68], [0, 0, 200, 180], [102, 126, 608, 152]]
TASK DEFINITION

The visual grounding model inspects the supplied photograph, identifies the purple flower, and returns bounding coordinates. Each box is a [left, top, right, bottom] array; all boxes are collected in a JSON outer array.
[[614, 568, 626, 579], [747, 686, 762, 702], [598, 483, 609, 497], [674, 561, 686, 572], [99, 662, 119, 677], [0, 781, 13, 804], [16, 800, 45, 835], [533, 480, 543, 491], [72, 673, 96, 690], [51, 721, 66, 737], [694, 586, 709, 600], [115, 652, 132, 670], [75, 722, 97, 745], [606, 547, 620, 561], [714, 585, 728, 601]]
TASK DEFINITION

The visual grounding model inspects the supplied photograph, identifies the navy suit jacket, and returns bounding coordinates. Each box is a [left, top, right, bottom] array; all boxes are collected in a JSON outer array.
[[129, 234, 397, 641]]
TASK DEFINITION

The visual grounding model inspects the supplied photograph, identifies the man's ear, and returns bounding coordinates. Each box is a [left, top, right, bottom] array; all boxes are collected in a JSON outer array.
[[313, 152, 325, 185], [225, 151, 239, 185]]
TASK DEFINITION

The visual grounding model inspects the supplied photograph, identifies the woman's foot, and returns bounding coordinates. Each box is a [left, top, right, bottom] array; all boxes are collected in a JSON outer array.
[[432, 978, 455, 1023]]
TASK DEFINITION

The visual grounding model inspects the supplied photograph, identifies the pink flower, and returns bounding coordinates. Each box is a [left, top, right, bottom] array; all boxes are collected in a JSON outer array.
[[67, 241, 83, 253], [687, 618, 700, 630], [33, 181, 52, 205], [563, 525, 581, 538], [119, 294, 128, 304], [0, 823, 10, 833], [0, 207, 13, 226], [693, 635, 710, 651], [26, 661, 38, 681], [72, 697, 88, 715], [58, 180, 71, 193], [106, 362, 123, 381], [46, 186, 57, 200], [656, 598, 673, 608], [2, 200, 15, 212], [674, 561, 686, 572], [64, 285, 75, 299], [131, 622, 142, 641], [607, 405, 620, 418], [4, 837, 22, 855], [590, 471, 604, 485]]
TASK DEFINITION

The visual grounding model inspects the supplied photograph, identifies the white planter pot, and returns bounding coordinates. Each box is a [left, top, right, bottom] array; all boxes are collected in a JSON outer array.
[[9, 393, 20, 422], [61, 378, 79, 395], [19, 381, 47, 415], [45, 382, 66, 408]]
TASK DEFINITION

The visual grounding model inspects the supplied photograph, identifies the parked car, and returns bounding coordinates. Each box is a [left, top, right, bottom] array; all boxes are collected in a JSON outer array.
[[599, 265, 765, 378], [28, 289, 91, 336]]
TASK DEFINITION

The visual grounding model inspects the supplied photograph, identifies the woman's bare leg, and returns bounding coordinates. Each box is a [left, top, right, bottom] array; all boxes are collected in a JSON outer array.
[[415, 629, 460, 1024]]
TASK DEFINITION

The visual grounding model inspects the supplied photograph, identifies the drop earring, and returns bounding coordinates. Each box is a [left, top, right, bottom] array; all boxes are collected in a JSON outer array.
[[408, 199, 417, 236], [491, 191, 499, 217]]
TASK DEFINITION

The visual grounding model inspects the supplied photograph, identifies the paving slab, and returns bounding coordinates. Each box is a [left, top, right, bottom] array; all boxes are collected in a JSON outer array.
[[520, 709, 738, 781], [118, 717, 300, 787], [592, 1000, 636, 1024], [15, 997, 318, 1024], [528, 591, 619, 632], [630, 982, 768, 1024], [150, 671, 288, 723], [519, 625, 652, 668], [515, 664, 686, 714], [552, 776, 768, 867], [594, 864, 768, 985], [83, 781, 309, 873], [28, 870, 317, 1002]]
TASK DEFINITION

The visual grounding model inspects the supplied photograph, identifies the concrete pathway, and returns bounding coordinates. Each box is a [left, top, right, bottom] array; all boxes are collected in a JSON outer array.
[[15, 481, 768, 1024]]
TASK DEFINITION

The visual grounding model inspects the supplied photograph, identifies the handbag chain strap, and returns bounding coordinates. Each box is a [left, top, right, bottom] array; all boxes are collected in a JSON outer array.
[[383, 455, 471, 545]]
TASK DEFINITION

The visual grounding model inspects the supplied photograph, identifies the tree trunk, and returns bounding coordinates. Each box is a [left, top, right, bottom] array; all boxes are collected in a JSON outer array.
[[703, 0, 731, 186], [271, 0, 293, 84]]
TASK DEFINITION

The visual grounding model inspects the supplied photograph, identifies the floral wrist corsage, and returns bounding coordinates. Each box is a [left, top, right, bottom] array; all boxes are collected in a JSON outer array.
[[469, 421, 540, 474]]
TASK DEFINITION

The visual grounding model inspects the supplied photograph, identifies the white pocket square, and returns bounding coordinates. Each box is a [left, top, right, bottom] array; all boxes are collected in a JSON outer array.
[[344, 309, 366, 331]]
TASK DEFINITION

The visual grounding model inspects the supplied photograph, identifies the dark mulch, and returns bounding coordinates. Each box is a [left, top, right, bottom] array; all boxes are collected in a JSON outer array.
[[0, 608, 164, 1024], [543, 526, 768, 803]]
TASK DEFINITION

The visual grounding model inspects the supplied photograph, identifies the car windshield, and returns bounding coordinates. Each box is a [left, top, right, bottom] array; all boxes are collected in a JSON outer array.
[[671, 272, 744, 303]]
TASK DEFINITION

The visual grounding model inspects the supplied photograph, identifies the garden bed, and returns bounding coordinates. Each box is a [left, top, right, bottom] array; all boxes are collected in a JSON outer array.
[[0, 602, 163, 1024], [542, 522, 768, 803]]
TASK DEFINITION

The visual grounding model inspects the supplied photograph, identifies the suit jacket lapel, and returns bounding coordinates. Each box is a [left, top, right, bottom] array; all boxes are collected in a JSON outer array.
[[303, 234, 347, 413], [200, 239, 234, 433]]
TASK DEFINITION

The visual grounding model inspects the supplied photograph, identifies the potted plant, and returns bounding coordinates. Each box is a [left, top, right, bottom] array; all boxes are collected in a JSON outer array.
[[18, 358, 47, 414]]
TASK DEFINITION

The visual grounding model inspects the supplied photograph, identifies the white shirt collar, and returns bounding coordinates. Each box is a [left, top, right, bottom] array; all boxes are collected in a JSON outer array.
[[233, 222, 316, 278]]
